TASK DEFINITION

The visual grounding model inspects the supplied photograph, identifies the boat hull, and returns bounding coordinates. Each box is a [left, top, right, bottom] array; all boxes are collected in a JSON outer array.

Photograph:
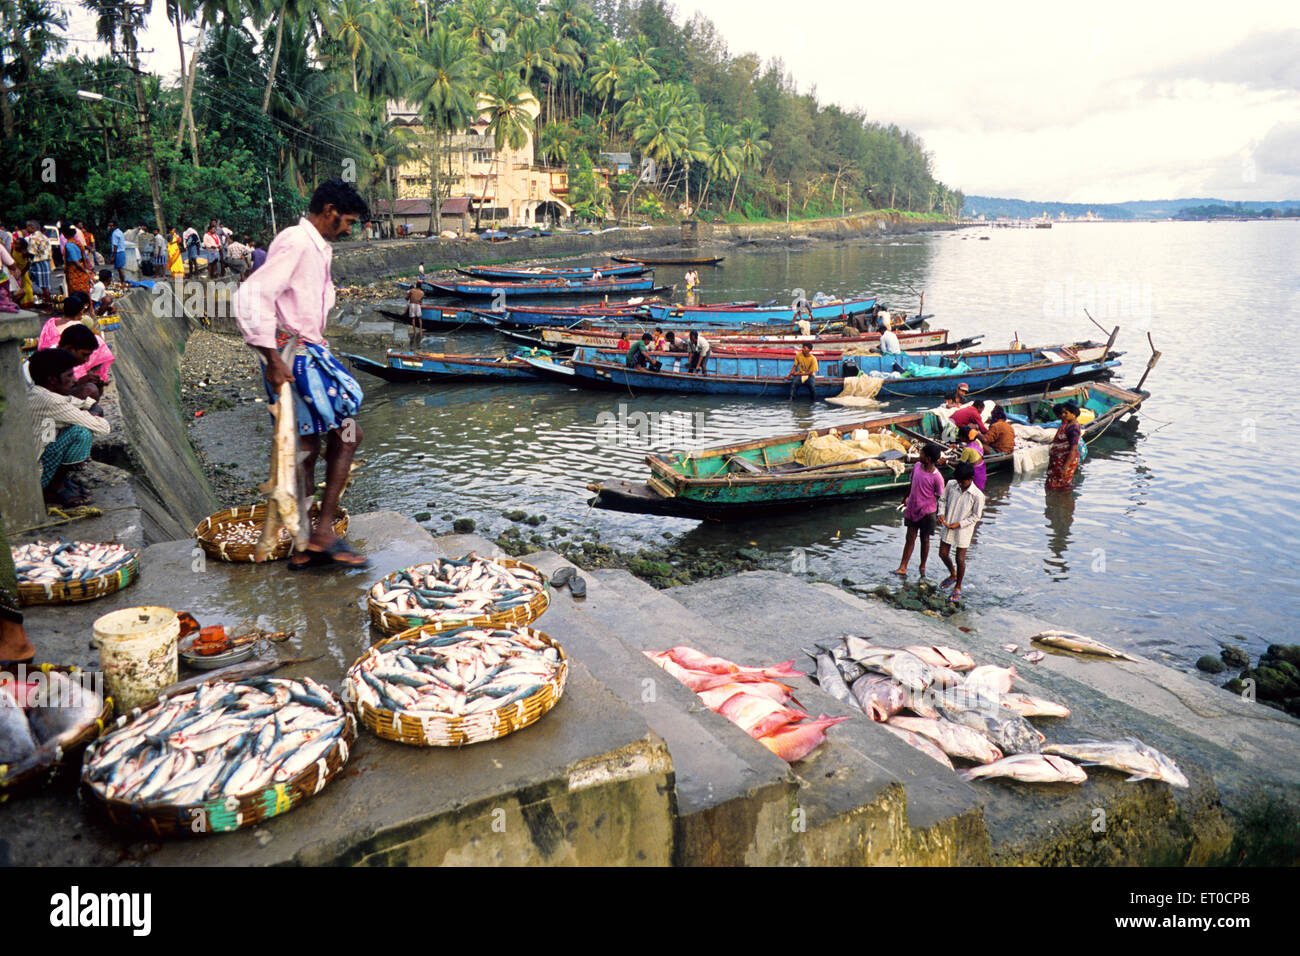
[[345, 351, 539, 382], [456, 262, 649, 281]]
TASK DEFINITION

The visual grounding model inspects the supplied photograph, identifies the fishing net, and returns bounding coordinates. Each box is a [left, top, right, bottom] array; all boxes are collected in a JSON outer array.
[[791, 431, 908, 475], [825, 374, 884, 407]]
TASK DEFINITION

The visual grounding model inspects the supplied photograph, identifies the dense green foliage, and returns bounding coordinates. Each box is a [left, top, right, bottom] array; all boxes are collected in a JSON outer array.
[[2, 0, 961, 236], [1175, 203, 1300, 220]]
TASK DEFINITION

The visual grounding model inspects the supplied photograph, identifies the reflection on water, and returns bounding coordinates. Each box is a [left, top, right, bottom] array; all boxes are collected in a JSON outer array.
[[343, 223, 1300, 667]]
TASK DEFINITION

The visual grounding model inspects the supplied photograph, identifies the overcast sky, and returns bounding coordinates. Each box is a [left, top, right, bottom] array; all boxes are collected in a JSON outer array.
[[58, 0, 1300, 203]]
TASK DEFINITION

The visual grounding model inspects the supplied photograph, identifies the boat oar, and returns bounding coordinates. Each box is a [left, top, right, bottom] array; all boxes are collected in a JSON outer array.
[[1084, 308, 1121, 354], [1135, 332, 1161, 392]]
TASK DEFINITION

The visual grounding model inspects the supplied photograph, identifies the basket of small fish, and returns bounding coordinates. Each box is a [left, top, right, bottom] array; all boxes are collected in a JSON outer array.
[[367, 553, 549, 636], [193, 503, 349, 563], [343, 625, 568, 747], [13, 541, 139, 606], [1, 665, 112, 797], [80, 675, 355, 835]]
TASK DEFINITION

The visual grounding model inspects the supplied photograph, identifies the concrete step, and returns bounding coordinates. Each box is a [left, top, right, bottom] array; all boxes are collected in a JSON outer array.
[[669, 572, 1300, 864], [1, 516, 676, 866]]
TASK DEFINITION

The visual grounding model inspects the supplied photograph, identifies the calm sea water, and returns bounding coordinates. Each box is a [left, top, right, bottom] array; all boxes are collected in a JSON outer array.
[[344, 221, 1300, 671]]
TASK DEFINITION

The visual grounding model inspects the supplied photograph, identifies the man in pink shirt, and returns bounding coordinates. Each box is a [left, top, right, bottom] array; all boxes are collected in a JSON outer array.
[[235, 178, 369, 569]]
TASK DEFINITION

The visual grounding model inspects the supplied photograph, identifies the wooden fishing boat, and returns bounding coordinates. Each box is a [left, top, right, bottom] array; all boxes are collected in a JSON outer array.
[[343, 350, 542, 383], [534, 326, 979, 353], [646, 296, 877, 323], [377, 305, 483, 332], [425, 276, 672, 298], [611, 254, 726, 266], [554, 342, 1120, 398], [587, 381, 1148, 520], [455, 262, 649, 281]]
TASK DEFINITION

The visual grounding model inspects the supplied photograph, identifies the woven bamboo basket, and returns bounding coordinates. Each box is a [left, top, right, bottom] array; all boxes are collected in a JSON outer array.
[[366, 557, 549, 636], [0, 664, 114, 798], [194, 503, 349, 563], [80, 680, 356, 836], [344, 626, 568, 747], [15, 552, 139, 607]]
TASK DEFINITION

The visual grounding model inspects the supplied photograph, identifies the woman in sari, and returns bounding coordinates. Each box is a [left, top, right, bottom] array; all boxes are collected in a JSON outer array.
[[61, 224, 92, 298], [1046, 402, 1082, 490], [10, 236, 34, 308], [166, 229, 185, 279]]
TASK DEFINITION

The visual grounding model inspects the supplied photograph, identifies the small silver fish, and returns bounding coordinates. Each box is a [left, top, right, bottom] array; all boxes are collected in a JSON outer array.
[[961, 753, 1087, 785], [1030, 630, 1138, 661], [1042, 737, 1188, 788]]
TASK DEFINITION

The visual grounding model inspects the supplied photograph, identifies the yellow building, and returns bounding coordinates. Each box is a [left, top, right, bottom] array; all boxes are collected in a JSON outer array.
[[387, 97, 571, 231]]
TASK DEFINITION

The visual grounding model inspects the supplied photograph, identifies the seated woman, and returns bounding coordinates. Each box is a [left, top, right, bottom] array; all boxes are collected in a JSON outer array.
[[38, 294, 91, 351], [57, 322, 114, 402], [979, 405, 1016, 455], [26, 349, 111, 507], [953, 425, 988, 491]]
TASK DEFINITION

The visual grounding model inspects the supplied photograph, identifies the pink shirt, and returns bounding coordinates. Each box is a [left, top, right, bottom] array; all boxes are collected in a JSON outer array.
[[38, 318, 115, 381], [235, 217, 335, 349], [904, 461, 945, 522]]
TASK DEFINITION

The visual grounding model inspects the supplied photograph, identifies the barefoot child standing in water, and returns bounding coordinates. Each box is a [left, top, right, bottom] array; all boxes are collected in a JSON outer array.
[[893, 442, 945, 577], [938, 461, 985, 602]]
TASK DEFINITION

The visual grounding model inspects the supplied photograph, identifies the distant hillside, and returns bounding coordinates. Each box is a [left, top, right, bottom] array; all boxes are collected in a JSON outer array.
[[962, 196, 1300, 220]]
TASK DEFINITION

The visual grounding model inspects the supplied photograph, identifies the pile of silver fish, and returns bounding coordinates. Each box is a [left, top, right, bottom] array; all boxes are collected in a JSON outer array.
[[807, 636, 1187, 787], [12, 541, 134, 585], [346, 627, 562, 718], [645, 646, 847, 762], [82, 676, 349, 805], [1, 670, 105, 776], [369, 553, 545, 623]]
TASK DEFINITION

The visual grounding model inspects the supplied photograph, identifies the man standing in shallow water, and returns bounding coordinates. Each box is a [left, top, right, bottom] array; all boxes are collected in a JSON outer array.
[[235, 178, 370, 569]]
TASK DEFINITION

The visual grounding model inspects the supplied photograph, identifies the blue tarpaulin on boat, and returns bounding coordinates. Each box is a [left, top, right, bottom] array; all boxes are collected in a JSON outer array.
[[904, 360, 971, 378]]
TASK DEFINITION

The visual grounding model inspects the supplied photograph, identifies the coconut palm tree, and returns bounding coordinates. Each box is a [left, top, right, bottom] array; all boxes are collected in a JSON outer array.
[[455, 0, 504, 53], [357, 101, 423, 237], [585, 37, 627, 129], [0, 0, 67, 138], [536, 121, 569, 167], [320, 0, 388, 94], [621, 85, 686, 220], [474, 71, 535, 229], [404, 23, 475, 233], [699, 121, 739, 213], [536, 13, 579, 122], [730, 116, 771, 213]]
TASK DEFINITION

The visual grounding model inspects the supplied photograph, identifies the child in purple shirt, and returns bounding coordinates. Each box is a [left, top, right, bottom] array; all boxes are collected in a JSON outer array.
[[892, 442, 946, 577]]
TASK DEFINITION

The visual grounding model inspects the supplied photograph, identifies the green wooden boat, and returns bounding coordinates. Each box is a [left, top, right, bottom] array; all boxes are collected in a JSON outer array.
[[587, 382, 1147, 520]]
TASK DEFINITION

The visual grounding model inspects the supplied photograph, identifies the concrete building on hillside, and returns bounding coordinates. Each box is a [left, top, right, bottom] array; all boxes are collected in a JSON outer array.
[[386, 97, 572, 232]]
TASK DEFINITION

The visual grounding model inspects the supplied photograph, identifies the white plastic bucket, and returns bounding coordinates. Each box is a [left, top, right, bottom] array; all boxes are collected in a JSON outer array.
[[93, 606, 179, 713]]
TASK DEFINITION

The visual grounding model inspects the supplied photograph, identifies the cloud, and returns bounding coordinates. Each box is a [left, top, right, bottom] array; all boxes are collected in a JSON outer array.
[[1157, 29, 1300, 92], [1254, 121, 1300, 175]]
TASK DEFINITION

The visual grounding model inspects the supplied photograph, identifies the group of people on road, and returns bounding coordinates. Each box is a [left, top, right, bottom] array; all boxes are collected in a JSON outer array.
[[145, 221, 265, 283]]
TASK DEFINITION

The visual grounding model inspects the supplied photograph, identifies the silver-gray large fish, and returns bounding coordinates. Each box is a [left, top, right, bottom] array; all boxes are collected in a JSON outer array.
[[850, 675, 905, 721], [936, 698, 1043, 755], [888, 716, 1003, 764], [1042, 738, 1189, 788], [851, 648, 935, 692], [0, 689, 36, 765], [961, 753, 1087, 785], [27, 671, 104, 748], [815, 652, 862, 713], [876, 721, 954, 770], [1029, 630, 1138, 662]]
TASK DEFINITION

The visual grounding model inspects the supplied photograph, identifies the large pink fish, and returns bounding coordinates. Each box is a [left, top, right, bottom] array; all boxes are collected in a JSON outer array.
[[888, 716, 1004, 764], [715, 692, 809, 739], [902, 645, 977, 672], [644, 653, 796, 694], [964, 665, 1017, 696], [662, 647, 803, 681], [757, 716, 849, 762], [849, 675, 906, 721], [696, 681, 791, 709]]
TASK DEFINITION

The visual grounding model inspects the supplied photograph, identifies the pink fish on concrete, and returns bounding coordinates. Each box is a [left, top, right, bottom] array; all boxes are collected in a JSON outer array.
[[757, 715, 849, 762], [696, 681, 791, 709], [715, 692, 809, 739], [964, 664, 1017, 696], [1000, 692, 1070, 718], [644, 653, 796, 694], [888, 716, 1004, 764], [875, 721, 955, 770], [662, 646, 802, 681], [902, 645, 976, 672]]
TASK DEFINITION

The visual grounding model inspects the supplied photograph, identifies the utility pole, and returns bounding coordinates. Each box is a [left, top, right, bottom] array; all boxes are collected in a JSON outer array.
[[79, 84, 164, 235], [785, 180, 791, 224], [266, 171, 278, 234]]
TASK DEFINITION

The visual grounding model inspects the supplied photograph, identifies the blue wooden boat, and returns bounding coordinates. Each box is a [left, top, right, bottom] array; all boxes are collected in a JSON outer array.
[[550, 343, 1119, 398], [343, 350, 542, 383], [646, 296, 877, 323], [425, 276, 672, 298], [379, 304, 482, 332], [456, 262, 649, 281]]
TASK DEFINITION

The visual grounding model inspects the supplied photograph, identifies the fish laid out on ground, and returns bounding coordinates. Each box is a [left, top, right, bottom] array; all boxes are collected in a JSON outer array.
[[961, 753, 1088, 785], [876, 721, 955, 770], [850, 675, 905, 721], [347, 627, 563, 718], [12, 541, 135, 585], [963, 664, 1017, 695], [1000, 692, 1069, 718], [1021, 650, 1046, 663], [646, 647, 846, 763], [1029, 630, 1138, 662], [936, 699, 1043, 755], [82, 676, 348, 806], [887, 715, 1004, 764], [851, 647, 935, 692], [0, 689, 40, 769], [814, 651, 862, 713], [1042, 738, 1189, 788], [369, 553, 546, 622], [902, 645, 976, 672]]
